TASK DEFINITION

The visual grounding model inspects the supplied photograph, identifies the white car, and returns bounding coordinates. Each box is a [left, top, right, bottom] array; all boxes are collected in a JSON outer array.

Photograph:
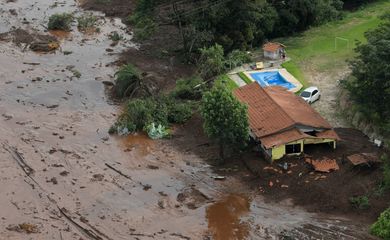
[[300, 87, 320, 104]]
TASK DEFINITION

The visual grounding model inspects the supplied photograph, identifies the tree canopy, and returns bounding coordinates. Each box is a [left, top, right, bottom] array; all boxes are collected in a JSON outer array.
[[200, 85, 249, 160], [345, 13, 390, 134], [131, 0, 346, 53]]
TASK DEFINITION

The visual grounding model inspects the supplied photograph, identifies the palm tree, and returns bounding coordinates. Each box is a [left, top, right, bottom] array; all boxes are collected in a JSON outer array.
[[114, 64, 152, 98]]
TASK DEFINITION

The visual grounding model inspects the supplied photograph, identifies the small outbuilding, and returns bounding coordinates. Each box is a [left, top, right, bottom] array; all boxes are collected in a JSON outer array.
[[263, 42, 285, 60], [233, 83, 340, 161]]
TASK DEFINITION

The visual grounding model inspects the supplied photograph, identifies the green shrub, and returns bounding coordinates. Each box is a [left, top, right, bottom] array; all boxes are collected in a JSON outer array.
[[198, 44, 226, 80], [110, 95, 194, 135], [382, 154, 390, 190], [371, 208, 390, 239], [132, 17, 157, 41], [113, 64, 151, 98], [77, 14, 98, 31], [145, 123, 170, 139], [349, 195, 370, 209], [48, 13, 73, 31], [226, 50, 251, 70], [109, 31, 123, 41], [171, 76, 204, 100], [167, 102, 193, 124]]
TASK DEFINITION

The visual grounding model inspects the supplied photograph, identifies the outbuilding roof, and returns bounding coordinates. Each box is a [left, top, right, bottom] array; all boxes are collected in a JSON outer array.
[[263, 42, 285, 52], [233, 83, 339, 148]]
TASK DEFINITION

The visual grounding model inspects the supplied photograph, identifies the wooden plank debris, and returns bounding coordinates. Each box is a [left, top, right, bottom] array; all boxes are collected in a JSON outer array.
[[347, 153, 380, 166], [305, 157, 339, 173]]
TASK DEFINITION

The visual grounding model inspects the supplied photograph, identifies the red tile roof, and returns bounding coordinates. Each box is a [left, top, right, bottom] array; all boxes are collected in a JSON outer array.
[[233, 83, 339, 148], [260, 128, 305, 149], [234, 83, 294, 138], [263, 42, 285, 52], [265, 86, 332, 129]]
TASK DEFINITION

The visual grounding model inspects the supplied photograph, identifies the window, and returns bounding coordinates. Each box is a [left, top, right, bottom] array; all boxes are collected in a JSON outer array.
[[312, 90, 318, 95], [285, 144, 301, 154], [300, 91, 311, 98]]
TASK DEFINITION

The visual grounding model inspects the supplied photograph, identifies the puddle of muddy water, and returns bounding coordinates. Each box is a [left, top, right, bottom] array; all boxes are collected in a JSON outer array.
[[206, 194, 251, 240], [119, 133, 154, 157], [49, 30, 72, 40]]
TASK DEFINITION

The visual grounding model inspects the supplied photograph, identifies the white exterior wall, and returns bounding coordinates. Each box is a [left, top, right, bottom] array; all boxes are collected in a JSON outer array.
[[264, 50, 279, 60]]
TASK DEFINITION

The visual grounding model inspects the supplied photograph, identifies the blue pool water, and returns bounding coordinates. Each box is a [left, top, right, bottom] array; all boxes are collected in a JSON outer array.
[[249, 71, 296, 90]]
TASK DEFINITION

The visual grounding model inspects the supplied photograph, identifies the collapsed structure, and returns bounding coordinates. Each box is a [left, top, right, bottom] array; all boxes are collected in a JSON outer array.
[[234, 83, 339, 160]]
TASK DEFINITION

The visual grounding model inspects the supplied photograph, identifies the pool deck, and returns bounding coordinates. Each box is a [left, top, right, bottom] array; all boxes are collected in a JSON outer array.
[[243, 68, 303, 93]]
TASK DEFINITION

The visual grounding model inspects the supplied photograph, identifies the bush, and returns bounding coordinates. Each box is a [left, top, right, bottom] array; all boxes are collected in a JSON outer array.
[[171, 76, 204, 100], [226, 50, 252, 70], [131, 16, 156, 41], [382, 154, 390, 190], [167, 102, 193, 124], [110, 95, 194, 135], [77, 14, 98, 31], [371, 208, 390, 239], [113, 64, 151, 99], [109, 31, 123, 41], [198, 44, 226, 80], [145, 123, 170, 139], [48, 13, 73, 31], [349, 195, 370, 209]]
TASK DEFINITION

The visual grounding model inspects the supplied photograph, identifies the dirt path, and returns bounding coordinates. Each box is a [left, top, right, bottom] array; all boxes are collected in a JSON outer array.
[[302, 62, 350, 128], [0, 1, 379, 239]]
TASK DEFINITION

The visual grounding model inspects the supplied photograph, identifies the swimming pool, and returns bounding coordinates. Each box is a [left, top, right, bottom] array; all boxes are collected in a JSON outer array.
[[249, 71, 296, 90]]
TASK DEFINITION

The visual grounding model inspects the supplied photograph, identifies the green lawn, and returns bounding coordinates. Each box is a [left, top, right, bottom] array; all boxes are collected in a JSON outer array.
[[278, 0, 390, 81], [281, 61, 309, 88], [238, 72, 253, 84], [215, 74, 239, 91]]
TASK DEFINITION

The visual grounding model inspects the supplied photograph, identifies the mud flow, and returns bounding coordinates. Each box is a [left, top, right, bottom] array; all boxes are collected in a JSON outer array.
[[0, 0, 377, 239]]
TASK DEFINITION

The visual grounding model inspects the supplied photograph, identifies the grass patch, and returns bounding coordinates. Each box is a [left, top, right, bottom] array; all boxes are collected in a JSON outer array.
[[238, 72, 253, 85], [281, 60, 309, 88], [77, 14, 98, 32], [276, 0, 390, 80], [215, 75, 238, 92]]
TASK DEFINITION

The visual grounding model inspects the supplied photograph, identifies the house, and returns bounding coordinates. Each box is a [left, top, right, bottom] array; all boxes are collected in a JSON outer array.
[[263, 42, 285, 60], [233, 83, 340, 161]]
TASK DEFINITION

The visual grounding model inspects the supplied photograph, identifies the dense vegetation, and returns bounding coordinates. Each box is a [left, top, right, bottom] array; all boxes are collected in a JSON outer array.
[[110, 94, 194, 137], [113, 64, 152, 98], [200, 86, 249, 160], [129, 0, 357, 53], [371, 207, 390, 239], [344, 12, 390, 136], [48, 13, 73, 31]]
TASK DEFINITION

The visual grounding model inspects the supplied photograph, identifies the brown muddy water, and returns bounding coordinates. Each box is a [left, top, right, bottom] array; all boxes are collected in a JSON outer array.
[[0, 0, 375, 239]]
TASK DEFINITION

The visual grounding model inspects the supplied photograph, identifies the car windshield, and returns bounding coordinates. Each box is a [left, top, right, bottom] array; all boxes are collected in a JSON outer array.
[[300, 91, 311, 98]]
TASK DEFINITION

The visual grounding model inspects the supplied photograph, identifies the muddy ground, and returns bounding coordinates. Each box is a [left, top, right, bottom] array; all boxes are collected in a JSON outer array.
[[0, 0, 387, 240]]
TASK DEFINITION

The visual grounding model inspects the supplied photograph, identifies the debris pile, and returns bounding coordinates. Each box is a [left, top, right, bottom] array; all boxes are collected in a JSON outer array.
[[347, 153, 380, 167], [0, 28, 59, 52], [305, 157, 339, 173]]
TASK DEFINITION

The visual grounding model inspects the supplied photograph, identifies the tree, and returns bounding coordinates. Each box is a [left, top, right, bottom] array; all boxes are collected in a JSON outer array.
[[197, 44, 226, 80], [113, 64, 152, 98], [345, 13, 390, 135], [200, 86, 249, 160]]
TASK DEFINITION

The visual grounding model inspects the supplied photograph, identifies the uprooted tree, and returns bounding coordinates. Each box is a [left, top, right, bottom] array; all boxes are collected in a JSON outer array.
[[200, 85, 249, 161]]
